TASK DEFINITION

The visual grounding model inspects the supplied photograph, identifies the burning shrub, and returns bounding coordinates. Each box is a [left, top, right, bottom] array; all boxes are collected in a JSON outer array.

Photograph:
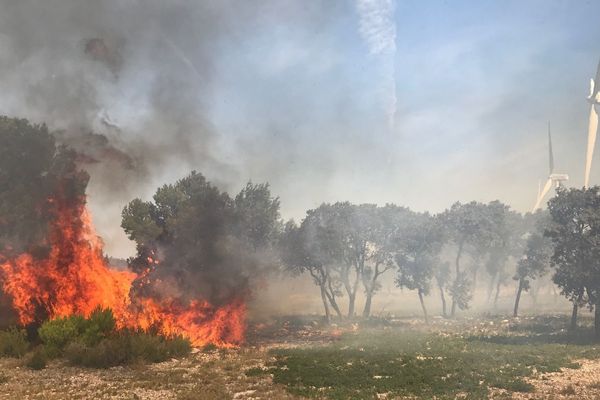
[[0, 327, 28, 358], [64, 330, 191, 368]]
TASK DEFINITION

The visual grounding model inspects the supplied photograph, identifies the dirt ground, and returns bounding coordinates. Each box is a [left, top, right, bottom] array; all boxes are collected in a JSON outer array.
[[1, 316, 599, 400]]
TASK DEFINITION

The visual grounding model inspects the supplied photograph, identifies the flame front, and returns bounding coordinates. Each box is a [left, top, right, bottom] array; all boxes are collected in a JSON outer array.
[[0, 197, 245, 347]]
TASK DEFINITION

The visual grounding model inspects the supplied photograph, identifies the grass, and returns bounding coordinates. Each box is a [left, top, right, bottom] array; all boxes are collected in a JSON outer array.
[[263, 317, 600, 400]]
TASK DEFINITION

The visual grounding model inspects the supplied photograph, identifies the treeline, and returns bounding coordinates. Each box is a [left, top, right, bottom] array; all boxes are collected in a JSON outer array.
[[2, 117, 600, 339]]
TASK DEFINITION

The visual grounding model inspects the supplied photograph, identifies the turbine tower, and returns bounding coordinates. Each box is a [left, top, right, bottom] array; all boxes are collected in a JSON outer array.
[[532, 123, 569, 211], [584, 59, 600, 188]]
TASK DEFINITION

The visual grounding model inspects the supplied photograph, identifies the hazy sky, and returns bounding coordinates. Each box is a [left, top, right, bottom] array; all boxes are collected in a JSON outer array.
[[0, 0, 599, 257]]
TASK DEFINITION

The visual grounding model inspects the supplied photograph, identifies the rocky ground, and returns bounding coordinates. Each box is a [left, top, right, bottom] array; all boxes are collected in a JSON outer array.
[[0, 315, 599, 399]]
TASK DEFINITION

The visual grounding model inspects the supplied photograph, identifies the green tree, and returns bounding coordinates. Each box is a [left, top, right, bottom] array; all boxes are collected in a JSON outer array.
[[122, 171, 279, 305], [234, 182, 281, 251], [512, 211, 552, 317], [441, 202, 496, 316], [394, 212, 444, 323], [279, 217, 343, 323], [361, 204, 411, 318], [546, 187, 600, 337]]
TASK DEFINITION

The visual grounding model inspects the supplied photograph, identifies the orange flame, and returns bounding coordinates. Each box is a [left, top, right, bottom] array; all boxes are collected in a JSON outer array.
[[0, 198, 245, 347]]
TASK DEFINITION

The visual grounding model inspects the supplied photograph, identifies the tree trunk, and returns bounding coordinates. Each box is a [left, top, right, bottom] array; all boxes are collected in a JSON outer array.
[[362, 290, 373, 318], [319, 285, 331, 324], [323, 286, 342, 318], [494, 279, 501, 308], [595, 303, 600, 341], [570, 291, 584, 331], [438, 283, 447, 318], [513, 279, 524, 318], [451, 240, 464, 317], [570, 303, 579, 331], [487, 273, 497, 303], [418, 289, 429, 324], [348, 293, 356, 318]]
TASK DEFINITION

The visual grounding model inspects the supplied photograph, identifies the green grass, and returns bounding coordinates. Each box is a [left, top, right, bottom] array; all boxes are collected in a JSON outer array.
[[265, 321, 600, 400]]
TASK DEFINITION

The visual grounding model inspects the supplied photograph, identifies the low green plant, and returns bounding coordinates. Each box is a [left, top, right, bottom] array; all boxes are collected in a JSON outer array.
[[38, 307, 116, 354], [64, 331, 191, 368], [26, 347, 48, 370], [0, 327, 29, 358], [38, 315, 86, 351]]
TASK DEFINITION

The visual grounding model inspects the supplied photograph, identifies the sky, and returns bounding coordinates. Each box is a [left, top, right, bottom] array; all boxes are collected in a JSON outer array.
[[0, 0, 599, 257]]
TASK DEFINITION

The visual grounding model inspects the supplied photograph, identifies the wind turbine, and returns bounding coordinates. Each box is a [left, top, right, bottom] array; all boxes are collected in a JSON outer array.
[[532, 124, 569, 211], [584, 59, 600, 188]]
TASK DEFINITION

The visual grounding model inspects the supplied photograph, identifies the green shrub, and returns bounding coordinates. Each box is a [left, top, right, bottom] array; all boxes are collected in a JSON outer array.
[[38, 308, 116, 352], [26, 347, 48, 370], [81, 308, 116, 346], [0, 327, 29, 358], [64, 331, 192, 368], [38, 315, 86, 350], [64, 337, 130, 368]]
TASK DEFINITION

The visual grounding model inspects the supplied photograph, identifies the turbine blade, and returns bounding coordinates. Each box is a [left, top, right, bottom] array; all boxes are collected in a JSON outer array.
[[594, 59, 600, 98], [548, 123, 554, 174], [533, 178, 553, 212], [585, 104, 599, 187]]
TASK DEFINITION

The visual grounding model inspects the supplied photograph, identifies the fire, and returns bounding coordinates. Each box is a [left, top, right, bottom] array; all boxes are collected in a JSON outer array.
[[0, 196, 246, 347]]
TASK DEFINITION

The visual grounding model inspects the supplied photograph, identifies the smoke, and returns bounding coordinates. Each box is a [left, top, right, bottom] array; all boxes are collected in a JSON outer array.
[[0, 0, 598, 262], [356, 0, 398, 129]]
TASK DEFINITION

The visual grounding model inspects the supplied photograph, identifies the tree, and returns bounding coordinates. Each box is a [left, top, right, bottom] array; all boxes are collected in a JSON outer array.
[[441, 202, 496, 316], [0, 116, 89, 325], [0, 116, 88, 256], [122, 172, 279, 307], [361, 204, 410, 318], [512, 211, 552, 317], [434, 262, 451, 317], [394, 212, 444, 323], [546, 187, 600, 337], [234, 182, 281, 251], [482, 203, 523, 308], [279, 217, 343, 323]]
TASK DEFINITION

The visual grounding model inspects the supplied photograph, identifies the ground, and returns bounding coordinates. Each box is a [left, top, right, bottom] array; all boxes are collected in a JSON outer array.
[[1, 314, 599, 399]]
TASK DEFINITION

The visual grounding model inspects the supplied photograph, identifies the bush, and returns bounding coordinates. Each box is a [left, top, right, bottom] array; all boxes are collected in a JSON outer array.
[[38, 315, 86, 351], [38, 308, 116, 354], [81, 308, 116, 346], [26, 347, 48, 370], [0, 327, 29, 358], [64, 331, 192, 368]]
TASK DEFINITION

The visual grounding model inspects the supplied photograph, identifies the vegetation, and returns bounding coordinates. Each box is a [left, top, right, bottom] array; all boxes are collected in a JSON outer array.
[[547, 187, 600, 337], [0, 308, 191, 369], [263, 318, 600, 399], [64, 331, 191, 368], [25, 347, 48, 370], [0, 327, 28, 358]]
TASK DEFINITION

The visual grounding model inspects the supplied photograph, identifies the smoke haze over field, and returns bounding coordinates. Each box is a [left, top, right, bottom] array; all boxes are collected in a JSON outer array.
[[0, 0, 599, 257]]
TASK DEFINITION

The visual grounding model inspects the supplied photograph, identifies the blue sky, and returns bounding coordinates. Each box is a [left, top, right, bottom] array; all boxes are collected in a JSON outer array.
[[0, 0, 599, 256]]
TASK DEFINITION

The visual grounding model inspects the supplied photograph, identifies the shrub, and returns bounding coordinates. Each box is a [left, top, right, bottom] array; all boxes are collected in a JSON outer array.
[[0, 327, 29, 358], [38, 308, 116, 353], [81, 308, 116, 346], [64, 331, 192, 368], [26, 347, 48, 370], [38, 315, 86, 351]]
